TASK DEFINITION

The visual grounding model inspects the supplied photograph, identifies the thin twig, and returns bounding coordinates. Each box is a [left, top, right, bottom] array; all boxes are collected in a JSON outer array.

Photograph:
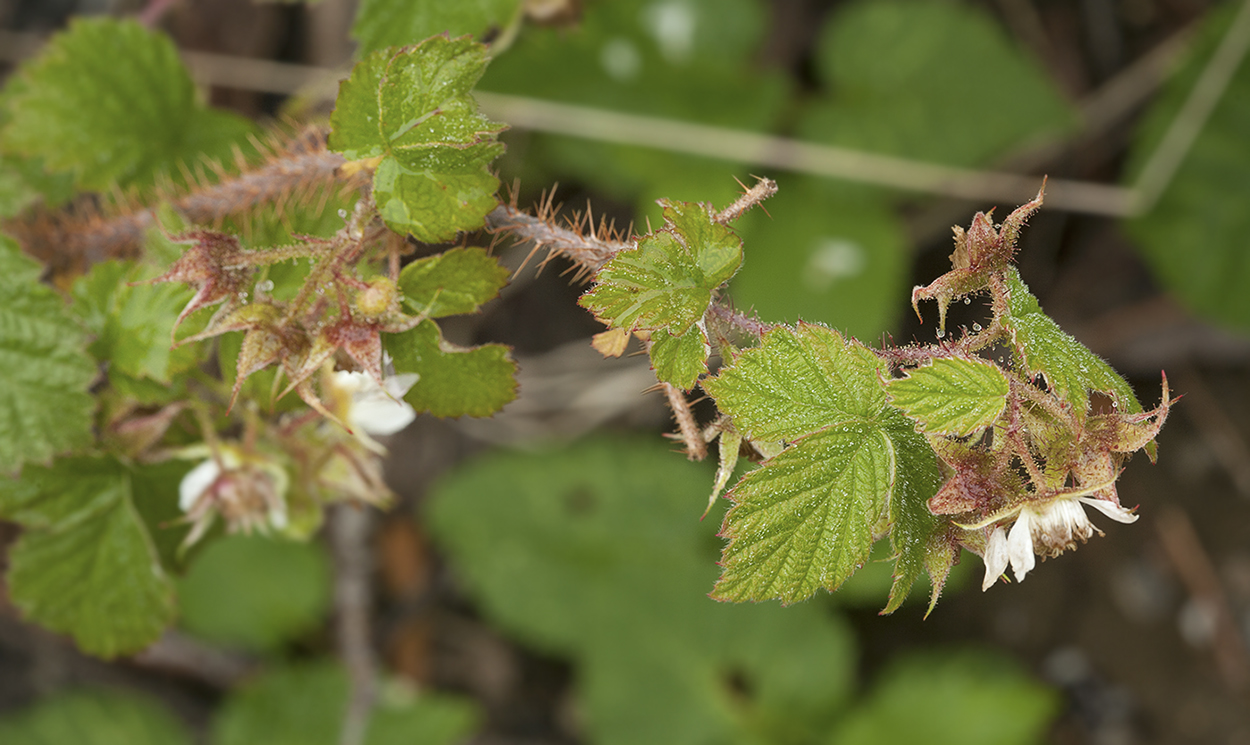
[[662, 381, 707, 461], [332, 504, 378, 745]]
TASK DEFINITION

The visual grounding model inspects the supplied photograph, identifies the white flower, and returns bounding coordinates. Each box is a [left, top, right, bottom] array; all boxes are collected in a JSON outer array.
[[177, 445, 290, 547], [979, 495, 1138, 591], [329, 370, 419, 453]]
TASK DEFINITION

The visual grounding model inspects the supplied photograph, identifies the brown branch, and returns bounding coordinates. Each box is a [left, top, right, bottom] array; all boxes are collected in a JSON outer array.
[[486, 203, 633, 278], [662, 381, 707, 461], [331, 504, 378, 745]]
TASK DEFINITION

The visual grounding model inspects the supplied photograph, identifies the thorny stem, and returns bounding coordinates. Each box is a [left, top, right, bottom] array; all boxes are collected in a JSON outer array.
[[662, 381, 707, 461]]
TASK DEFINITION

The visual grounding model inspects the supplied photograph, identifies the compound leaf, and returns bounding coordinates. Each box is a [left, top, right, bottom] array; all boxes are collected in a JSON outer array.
[[0, 235, 96, 474], [384, 319, 516, 418], [581, 200, 742, 336], [352, 0, 520, 55], [887, 357, 1009, 437], [398, 246, 509, 318], [0, 456, 176, 657]]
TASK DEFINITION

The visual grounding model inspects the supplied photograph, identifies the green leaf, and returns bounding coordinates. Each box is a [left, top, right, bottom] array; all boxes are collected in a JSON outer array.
[[1125, 4, 1250, 331], [352, 0, 521, 55], [179, 534, 331, 653], [1002, 269, 1142, 417], [0, 456, 176, 657], [0, 153, 76, 218], [384, 319, 517, 417], [887, 357, 1009, 437], [648, 326, 708, 390], [799, 0, 1075, 167], [0, 18, 255, 190], [428, 438, 856, 745], [398, 246, 509, 317], [0, 690, 193, 745], [329, 37, 505, 242], [827, 650, 1058, 745], [71, 259, 205, 383], [211, 662, 478, 745], [580, 200, 742, 335], [702, 323, 887, 443], [0, 234, 96, 474], [879, 408, 946, 613]]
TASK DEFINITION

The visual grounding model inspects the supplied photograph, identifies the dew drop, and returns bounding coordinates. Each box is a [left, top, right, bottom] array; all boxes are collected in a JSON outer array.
[[964, 298, 971, 305], [973, 322, 982, 332], [257, 279, 275, 293], [338, 209, 348, 219], [936, 328, 946, 339]]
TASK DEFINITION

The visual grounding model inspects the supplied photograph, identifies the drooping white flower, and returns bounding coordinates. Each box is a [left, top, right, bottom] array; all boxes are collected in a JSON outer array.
[[978, 494, 1138, 591], [328, 370, 419, 453], [177, 445, 290, 547]]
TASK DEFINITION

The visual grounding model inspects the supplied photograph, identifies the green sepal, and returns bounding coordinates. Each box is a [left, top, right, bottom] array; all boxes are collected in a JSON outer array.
[[0, 235, 96, 474], [0, 456, 176, 657], [649, 326, 708, 390], [384, 319, 517, 418], [580, 200, 742, 336], [887, 356, 1009, 437], [398, 246, 509, 318]]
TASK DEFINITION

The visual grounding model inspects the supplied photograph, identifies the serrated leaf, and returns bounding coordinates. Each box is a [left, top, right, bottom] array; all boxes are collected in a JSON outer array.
[[352, 0, 520, 55], [398, 246, 509, 317], [887, 357, 1009, 437], [427, 438, 857, 745], [879, 408, 945, 613], [0, 235, 96, 474], [702, 323, 886, 443], [211, 662, 479, 745], [648, 326, 708, 390], [384, 319, 516, 417], [1125, 4, 1250, 331], [329, 37, 505, 242], [179, 535, 331, 653], [71, 259, 206, 383], [0, 690, 193, 745], [581, 200, 742, 335], [1003, 269, 1142, 418], [0, 456, 176, 657], [0, 17, 255, 190]]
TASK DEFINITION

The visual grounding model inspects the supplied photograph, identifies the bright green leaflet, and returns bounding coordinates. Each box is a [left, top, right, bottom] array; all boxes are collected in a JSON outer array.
[[352, 0, 520, 55], [1002, 268, 1142, 418], [71, 260, 206, 383], [211, 662, 478, 745], [427, 438, 857, 745], [0, 457, 176, 657], [384, 319, 517, 418], [648, 326, 708, 390], [0, 235, 96, 474], [887, 357, 1010, 437], [179, 535, 331, 653], [329, 37, 505, 242], [1125, 4, 1250, 331], [0, 18, 254, 190], [0, 690, 193, 745], [827, 651, 1058, 745], [398, 246, 509, 318], [581, 200, 742, 335]]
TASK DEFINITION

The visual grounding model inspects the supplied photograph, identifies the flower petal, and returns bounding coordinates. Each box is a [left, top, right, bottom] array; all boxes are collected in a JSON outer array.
[[1079, 496, 1139, 524], [1007, 511, 1037, 582], [179, 459, 221, 511], [982, 526, 1009, 591]]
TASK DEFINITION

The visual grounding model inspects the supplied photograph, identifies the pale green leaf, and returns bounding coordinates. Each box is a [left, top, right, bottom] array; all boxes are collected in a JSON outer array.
[[702, 323, 887, 443], [0, 457, 176, 657], [887, 357, 1009, 437], [1003, 268, 1141, 418], [372, 154, 502, 242], [352, 0, 521, 55], [0, 234, 96, 474], [581, 200, 742, 336], [879, 408, 945, 613], [0, 18, 254, 190], [179, 534, 331, 653], [384, 319, 517, 417], [0, 690, 192, 745], [398, 246, 509, 318], [648, 326, 707, 390]]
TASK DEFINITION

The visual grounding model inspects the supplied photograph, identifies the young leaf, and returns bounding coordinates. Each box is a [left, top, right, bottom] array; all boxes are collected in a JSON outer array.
[[648, 326, 708, 390], [397, 246, 509, 318], [887, 357, 1010, 437], [0, 18, 254, 190], [0, 456, 176, 657], [329, 36, 505, 242], [352, 0, 521, 55], [701, 323, 887, 442], [0, 690, 193, 745], [879, 408, 946, 613], [581, 200, 742, 336], [0, 235, 96, 474], [1002, 268, 1142, 418], [384, 320, 517, 417]]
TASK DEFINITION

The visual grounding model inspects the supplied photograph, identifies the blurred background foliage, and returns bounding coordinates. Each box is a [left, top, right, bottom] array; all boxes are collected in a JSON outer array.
[[2, 0, 1250, 744]]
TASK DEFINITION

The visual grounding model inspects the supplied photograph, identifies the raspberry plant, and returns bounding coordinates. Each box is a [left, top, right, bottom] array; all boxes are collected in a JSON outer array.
[[0, 2, 1197, 743]]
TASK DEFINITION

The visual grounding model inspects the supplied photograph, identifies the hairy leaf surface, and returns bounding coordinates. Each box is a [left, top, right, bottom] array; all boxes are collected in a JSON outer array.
[[648, 326, 708, 390], [398, 246, 509, 318], [385, 320, 516, 417], [352, 0, 520, 55], [887, 357, 1009, 437]]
